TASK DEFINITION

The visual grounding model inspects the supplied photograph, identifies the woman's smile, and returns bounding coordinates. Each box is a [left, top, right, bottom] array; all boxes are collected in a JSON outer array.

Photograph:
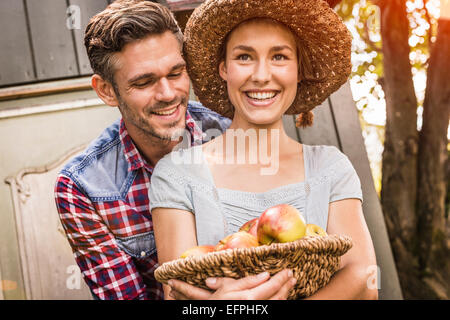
[[243, 89, 280, 107]]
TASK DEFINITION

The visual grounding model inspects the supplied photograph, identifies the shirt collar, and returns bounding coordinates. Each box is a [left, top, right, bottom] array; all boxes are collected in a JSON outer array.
[[119, 109, 204, 172]]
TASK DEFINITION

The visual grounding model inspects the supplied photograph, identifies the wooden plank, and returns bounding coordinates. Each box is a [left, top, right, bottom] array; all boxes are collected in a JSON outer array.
[[0, 261, 4, 299], [26, 0, 79, 80], [165, 0, 203, 11], [296, 99, 341, 148], [0, 77, 92, 102], [330, 82, 403, 299], [0, 0, 35, 86], [69, 0, 109, 75]]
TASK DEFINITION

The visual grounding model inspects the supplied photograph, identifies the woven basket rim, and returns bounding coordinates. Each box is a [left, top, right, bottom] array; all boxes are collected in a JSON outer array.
[[155, 234, 352, 285]]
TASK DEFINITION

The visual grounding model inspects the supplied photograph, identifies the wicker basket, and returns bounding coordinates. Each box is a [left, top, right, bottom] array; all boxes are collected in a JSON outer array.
[[154, 234, 352, 299]]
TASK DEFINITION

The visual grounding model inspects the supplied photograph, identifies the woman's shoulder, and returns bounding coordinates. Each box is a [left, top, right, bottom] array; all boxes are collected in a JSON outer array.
[[305, 144, 346, 161], [153, 145, 211, 184], [304, 144, 349, 175]]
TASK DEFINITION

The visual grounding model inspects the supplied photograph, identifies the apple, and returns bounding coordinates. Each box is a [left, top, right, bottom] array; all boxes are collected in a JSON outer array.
[[305, 224, 327, 237], [180, 245, 215, 258], [239, 218, 259, 237], [257, 204, 306, 245], [214, 231, 259, 251]]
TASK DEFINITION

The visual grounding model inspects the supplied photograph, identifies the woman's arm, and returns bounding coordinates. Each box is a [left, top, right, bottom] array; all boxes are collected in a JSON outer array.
[[152, 207, 198, 300], [305, 198, 378, 300]]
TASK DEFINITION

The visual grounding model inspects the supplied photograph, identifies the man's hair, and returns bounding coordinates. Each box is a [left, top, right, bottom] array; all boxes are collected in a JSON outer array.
[[84, 0, 183, 85]]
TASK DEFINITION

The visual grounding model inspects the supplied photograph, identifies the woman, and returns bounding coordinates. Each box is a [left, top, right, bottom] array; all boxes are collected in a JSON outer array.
[[149, 0, 378, 300]]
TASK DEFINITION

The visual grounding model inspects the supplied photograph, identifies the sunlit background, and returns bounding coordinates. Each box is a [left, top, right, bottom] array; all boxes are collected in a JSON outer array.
[[338, 0, 448, 193]]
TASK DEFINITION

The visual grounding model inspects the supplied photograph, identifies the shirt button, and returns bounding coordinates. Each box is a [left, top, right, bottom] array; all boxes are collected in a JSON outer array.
[[140, 251, 146, 257]]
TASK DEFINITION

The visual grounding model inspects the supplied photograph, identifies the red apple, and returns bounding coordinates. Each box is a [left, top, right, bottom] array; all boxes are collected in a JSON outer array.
[[257, 204, 306, 245], [214, 231, 259, 251], [180, 245, 215, 258], [305, 224, 327, 237], [239, 218, 259, 237]]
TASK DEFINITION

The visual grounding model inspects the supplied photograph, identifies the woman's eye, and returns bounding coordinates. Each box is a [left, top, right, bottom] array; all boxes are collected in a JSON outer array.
[[273, 54, 287, 61], [237, 54, 251, 61]]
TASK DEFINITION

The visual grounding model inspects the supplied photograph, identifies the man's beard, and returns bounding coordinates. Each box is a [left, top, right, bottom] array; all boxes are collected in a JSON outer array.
[[117, 94, 187, 142]]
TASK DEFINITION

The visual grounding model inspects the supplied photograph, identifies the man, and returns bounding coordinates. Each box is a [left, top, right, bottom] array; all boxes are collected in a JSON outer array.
[[55, 0, 294, 300]]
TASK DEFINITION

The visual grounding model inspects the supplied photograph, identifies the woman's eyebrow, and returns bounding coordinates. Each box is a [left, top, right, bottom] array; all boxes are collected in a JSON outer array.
[[232, 45, 256, 52], [270, 45, 295, 52], [232, 44, 295, 53]]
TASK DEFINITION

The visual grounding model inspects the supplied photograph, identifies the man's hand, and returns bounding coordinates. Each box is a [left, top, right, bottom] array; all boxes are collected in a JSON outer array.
[[168, 269, 296, 300]]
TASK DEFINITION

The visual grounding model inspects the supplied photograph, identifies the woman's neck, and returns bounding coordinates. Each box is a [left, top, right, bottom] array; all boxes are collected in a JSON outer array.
[[203, 117, 297, 168], [226, 116, 293, 146]]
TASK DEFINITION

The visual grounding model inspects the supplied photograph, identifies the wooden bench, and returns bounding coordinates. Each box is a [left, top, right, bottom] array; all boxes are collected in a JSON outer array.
[[5, 145, 92, 300]]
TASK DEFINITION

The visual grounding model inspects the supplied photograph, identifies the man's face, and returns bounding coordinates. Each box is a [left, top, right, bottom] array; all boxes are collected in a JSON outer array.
[[112, 31, 190, 141]]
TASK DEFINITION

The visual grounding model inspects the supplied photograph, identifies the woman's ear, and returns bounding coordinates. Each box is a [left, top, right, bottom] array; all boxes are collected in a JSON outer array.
[[91, 74, 120, 107], [218, 61, 228, 81]]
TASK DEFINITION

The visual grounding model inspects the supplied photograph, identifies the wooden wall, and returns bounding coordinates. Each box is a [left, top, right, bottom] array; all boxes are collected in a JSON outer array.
[[0, 0, 111, 87]]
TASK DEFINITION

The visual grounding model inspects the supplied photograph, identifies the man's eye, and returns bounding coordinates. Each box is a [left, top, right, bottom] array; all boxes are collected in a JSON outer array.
[[168, 72, 182, 79], [134, 81, 151, 88]]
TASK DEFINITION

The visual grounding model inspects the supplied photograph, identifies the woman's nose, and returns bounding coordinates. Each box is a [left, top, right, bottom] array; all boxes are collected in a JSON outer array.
[[155, 77, 176, 102], [251, 60, 272, 84]]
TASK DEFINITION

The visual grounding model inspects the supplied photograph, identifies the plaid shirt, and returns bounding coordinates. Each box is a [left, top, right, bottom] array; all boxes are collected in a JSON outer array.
[[54, 109, 218, 300]]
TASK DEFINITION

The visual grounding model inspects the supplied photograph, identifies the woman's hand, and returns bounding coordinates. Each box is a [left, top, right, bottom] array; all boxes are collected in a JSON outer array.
[[168, 269, 296, 300]]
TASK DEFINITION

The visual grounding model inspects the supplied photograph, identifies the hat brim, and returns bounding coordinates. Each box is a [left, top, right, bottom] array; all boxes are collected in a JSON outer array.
[[184, 0, 352, 118]]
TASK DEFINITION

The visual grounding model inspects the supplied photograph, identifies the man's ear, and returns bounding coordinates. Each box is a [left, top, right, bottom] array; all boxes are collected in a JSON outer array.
[[218, 61, 228, 82], [91, 74, 120, 107]]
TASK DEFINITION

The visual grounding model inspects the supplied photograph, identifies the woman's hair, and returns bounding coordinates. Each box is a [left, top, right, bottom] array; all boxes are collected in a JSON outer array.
[[84, 0, 183, 85], [218, 18, 317, 83]]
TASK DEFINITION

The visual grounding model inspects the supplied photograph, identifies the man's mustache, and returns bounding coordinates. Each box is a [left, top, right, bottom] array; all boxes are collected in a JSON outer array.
[[146, 96, 188, 114]]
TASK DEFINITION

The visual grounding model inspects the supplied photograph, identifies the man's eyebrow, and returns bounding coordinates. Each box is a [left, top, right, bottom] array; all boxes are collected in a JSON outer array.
[[128, 62, 186, 84], [128, 72, 156, 84], [169, 62, 187, 72]]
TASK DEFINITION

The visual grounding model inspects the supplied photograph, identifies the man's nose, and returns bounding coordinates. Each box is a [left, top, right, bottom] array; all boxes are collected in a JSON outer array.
[[155, 77, 176, 102], [251, 60, 272, 84]]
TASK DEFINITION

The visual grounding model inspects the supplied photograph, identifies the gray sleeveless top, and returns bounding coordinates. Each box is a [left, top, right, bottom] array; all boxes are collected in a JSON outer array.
[[148, 144, 363, 246]]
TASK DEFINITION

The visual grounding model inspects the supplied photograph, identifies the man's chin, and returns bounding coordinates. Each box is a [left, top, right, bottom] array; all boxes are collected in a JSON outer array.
[[147, 123, 188, 143]]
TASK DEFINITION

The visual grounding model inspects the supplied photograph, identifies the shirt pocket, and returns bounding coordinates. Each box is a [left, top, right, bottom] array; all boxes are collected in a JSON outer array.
[[115, 231, 156, 259]]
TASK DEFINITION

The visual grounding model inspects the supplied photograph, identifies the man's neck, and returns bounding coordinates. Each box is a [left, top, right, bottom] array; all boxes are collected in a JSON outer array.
[[125, 121, 181, 168]]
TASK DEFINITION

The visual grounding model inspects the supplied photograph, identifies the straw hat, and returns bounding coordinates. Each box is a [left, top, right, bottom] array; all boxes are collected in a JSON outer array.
[[184, 0, 352, 127]]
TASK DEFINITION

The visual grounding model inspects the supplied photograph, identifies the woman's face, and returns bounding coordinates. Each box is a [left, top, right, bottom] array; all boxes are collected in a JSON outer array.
[[219, 19, 299, 127]]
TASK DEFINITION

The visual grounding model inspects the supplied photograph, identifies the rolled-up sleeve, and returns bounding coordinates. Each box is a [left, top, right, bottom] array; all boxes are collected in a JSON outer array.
[[148, 155, 194, 213], [329, 156, 363, 203]]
